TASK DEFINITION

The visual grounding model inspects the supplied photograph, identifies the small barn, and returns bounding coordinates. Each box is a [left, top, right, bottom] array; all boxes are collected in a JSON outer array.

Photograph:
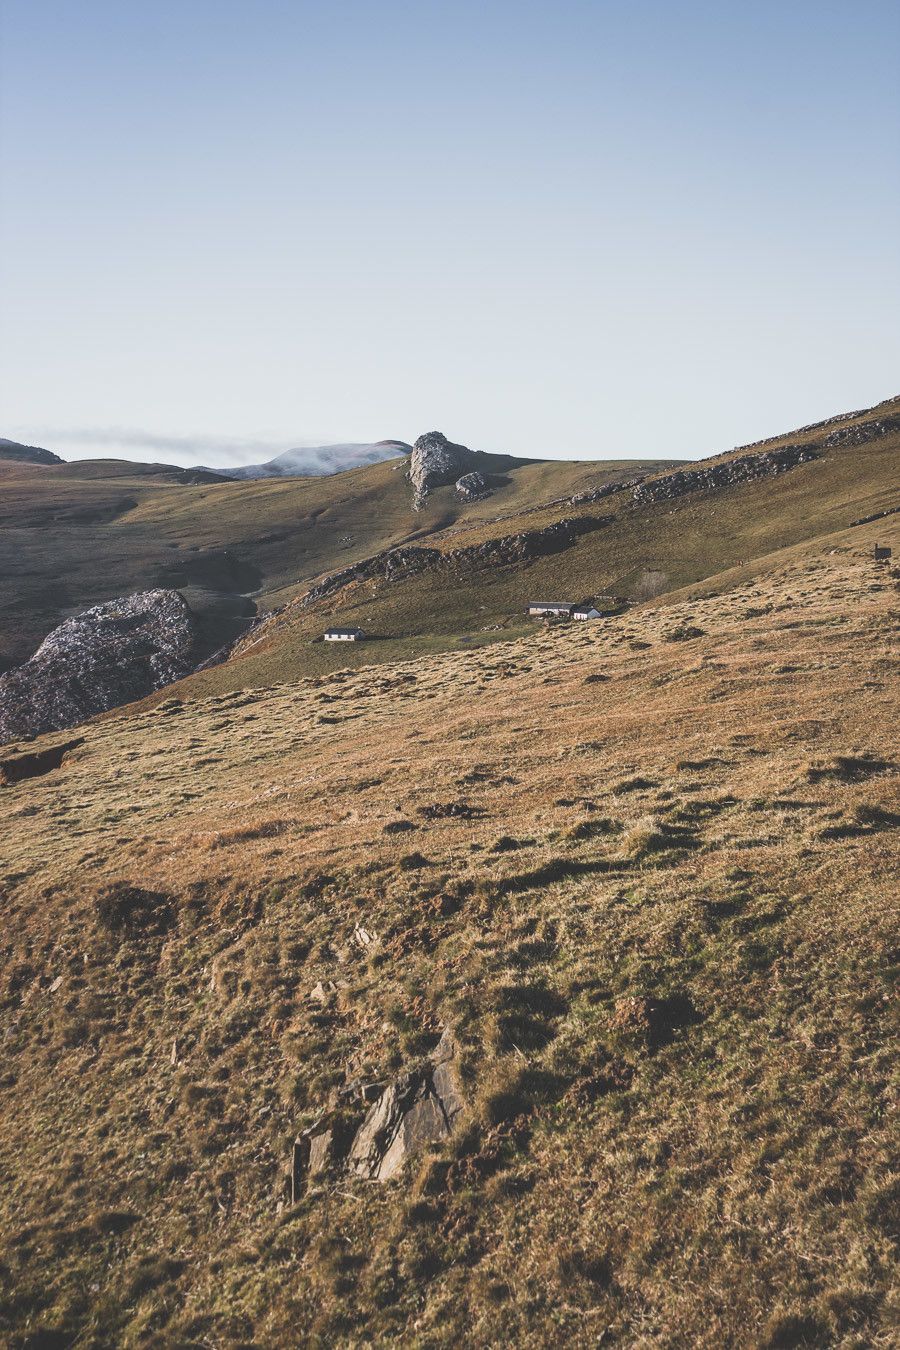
[[527, 602, 574, 618], [324, 627, 365, 642], [874, 544, 892, 562], [571, 605, 602, 621]]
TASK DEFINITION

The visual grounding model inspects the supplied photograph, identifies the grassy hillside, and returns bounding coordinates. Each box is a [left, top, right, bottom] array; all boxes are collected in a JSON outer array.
[[0, 447, 675, 672], [133, 396, 900, 699], [0, 541, 896, 1346], [3, 398, 895, 684]]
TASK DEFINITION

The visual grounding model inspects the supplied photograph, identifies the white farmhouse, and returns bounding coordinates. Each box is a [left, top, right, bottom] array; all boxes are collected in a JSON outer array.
[[527, 602, 575, 618], [324, 627, 366, 642]]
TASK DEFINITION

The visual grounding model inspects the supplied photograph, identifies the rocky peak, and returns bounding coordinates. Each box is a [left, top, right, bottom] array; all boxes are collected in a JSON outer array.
[[407, 431, 476, 508], [0, 589, 197, 743]]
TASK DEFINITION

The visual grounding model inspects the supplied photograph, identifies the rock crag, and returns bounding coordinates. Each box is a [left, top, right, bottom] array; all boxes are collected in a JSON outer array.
[[823, 414, 900, 448], [632, 443, 818, 507], [408, 432, 476, 507], [301, 515, 608, 609], [0, 590, 197, 743], [569, 476, 644, 507]]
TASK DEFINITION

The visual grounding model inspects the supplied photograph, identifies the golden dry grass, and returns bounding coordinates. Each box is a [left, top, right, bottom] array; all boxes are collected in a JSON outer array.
[[0, 545, 897, 1346]]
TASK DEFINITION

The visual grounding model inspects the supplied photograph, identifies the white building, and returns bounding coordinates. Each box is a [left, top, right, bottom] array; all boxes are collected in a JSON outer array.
[[571, 605, 602, 621], [527, 602, 575, 618], [324, 627, 365, 642]]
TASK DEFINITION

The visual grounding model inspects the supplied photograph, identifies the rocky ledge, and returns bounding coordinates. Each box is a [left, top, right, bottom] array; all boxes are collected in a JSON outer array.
[[822, 414, 900, 448], [408, 431, 477, 507], [302, 515, 608, 609], [0, 589, 197, 743], [569, 476, 644, 507], [632, 443, 818, 507]]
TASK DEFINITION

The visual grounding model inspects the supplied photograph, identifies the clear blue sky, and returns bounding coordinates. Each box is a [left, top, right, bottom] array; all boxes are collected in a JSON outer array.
[[1, 0, 898, 466]]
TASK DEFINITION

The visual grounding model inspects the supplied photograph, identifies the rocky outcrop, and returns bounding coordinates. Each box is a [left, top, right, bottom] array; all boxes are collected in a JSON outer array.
[[293, 1029, 464, 1195], [823, 415, 900, 448], [455, 470, 489, 501], [302, 515, 609, 609], [569, 476, 644, 507], [348, 1030, 464, 1180], [0, 590, 197, 743], [850, 505, 900, 528], [632, 408, 894, 510], [632, 444, 817, 507], [408, 432, 476, 507]]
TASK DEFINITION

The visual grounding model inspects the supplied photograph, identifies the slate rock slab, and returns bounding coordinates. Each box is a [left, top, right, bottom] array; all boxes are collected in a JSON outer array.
[[347, 1029, 465, 1181]]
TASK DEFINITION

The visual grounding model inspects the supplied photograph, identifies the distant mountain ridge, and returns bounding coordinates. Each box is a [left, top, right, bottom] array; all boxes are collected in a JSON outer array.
[[205, 439, 411, 480], [0, 436, 410, 479]]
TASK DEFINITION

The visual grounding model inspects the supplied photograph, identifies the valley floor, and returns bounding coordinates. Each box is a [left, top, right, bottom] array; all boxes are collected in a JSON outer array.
[[0, 547, 897, 1346]]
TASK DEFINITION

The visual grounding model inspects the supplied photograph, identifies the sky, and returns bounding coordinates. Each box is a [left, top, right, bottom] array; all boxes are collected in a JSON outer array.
[[1, 0, 898, 468]]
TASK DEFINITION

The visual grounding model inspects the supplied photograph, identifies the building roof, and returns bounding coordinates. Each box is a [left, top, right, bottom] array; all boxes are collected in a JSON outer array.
[[529, 601, 574, 609], [324, 626, 365, 636]]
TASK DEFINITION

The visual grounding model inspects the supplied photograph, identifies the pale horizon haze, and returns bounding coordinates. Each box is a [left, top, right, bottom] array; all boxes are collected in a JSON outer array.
[[1, 1, 898, 468]]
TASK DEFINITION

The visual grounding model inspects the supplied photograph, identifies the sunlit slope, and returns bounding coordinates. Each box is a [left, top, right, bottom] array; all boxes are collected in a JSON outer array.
[[154, 402, 900, 696], [0, 449, 673, 670], [0, 548, 896, 1346]]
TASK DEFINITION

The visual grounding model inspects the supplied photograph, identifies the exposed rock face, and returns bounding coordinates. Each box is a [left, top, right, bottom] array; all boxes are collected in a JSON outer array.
[[823, 415, 900, 448], [632, 444, 817, 507], [455, 470, 489, 501], [293, 1030, 465, 1195], [301, 515, 608, 609], [408, 432, 476, 507], [0, 590, 197, 743], [348, 1030, 464, 1181], [727, 404, 876, 455], [569, 476, 644, 507]]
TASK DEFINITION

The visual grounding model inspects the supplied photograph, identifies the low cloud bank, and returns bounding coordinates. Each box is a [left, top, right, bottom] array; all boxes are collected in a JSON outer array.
[[7, 427, 387, 469]]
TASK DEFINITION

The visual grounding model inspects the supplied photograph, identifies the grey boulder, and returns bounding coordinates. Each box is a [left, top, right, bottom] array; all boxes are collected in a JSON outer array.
[[455, 471, 489, 501]]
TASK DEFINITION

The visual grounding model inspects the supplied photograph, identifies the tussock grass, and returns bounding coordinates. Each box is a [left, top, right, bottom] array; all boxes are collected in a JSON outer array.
[[0, 550, 898, 1346]]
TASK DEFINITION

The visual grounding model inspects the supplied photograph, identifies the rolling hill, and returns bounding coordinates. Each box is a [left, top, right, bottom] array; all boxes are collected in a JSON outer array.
[[0, 437, 63, 466], [0, 396, 898, 1345], [2, 397, 897, 704], [0, 441, 678, 674], [124, 396, 900, 703], [0, 532, 896, 1346]]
